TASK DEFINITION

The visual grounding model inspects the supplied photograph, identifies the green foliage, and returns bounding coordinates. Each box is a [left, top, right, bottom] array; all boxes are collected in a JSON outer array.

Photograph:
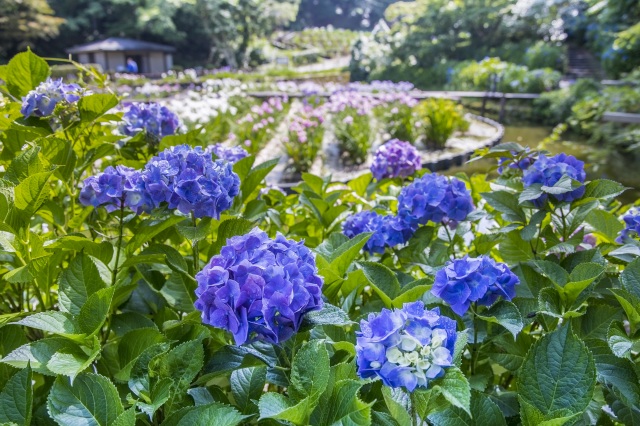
[[333, 108, 372, 165], [1, 50, 640, 426], [450, 58, 562, 94], [524, 41, 567, 72], [414, 98, 468, 148]]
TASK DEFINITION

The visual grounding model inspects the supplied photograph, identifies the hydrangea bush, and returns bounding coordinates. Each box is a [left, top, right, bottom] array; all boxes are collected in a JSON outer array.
[[0, 51, 639, 426], [370, 139, 422, 181], [120, 101, 182, 143]]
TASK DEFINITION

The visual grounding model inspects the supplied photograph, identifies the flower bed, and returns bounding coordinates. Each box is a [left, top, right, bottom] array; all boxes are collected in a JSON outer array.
[[1, 51, 640, 426]]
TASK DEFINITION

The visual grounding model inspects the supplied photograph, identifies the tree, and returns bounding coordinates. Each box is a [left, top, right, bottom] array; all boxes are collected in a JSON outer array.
[[0, 0, 64, 60]]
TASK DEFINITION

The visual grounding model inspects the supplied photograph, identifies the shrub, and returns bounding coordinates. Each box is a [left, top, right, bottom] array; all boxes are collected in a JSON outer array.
[[333, 107, 372, 164], [284, 106, 325, 174], [450, 57, 562, 93], [415, 98, 468, 148], [533, 78, 601, 125], [524, 41, 567, 72]]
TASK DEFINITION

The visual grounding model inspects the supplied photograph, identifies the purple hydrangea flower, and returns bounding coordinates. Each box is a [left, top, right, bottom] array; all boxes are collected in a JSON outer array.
[[371, 139, 422, 181], [207, 144, 249, 164], [140, 144, 240, 218], [617, 208, 640, 243], [356, 302, 457, 392], [121, 102, 181, 141], [21, 78, 82, 118], [79, 165, 152, 214], [431, 256, 520, 316], [397, 174, 474, 226], [194, 228, 324, 345], [343, 210, 416, 254], [522, 153, 586, 207]]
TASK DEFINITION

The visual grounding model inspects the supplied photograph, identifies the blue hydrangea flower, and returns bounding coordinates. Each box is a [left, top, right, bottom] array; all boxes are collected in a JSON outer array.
[[371, 139, 422, 181], [497, 148, 535, 174], [356, 302, 457, 392], [207, 144, 249, 164], [140, 144, 240, 218], [194, 228, 324, 345], [21, 78, 82, 118], [432, 256, 520, 316], [79, 165, 152, 214], [617, 208, 640, 243], [522, 153, 586, 207], [120, 102, 181, 141], [343, 210, 416, 254], [397, 174, 474, 226]]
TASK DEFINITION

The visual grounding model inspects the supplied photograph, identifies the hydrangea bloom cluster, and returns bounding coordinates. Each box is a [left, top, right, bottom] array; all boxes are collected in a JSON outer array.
[[207, 143, 249, 163], [397, 174, 474, 226], [79, 166, 151, 213], [194, 228, 324, 345], [371, 139, 422, 181], [497, 148, 535, 174], [617, 208, 640, 243], [120, 102, 181, 141], [522, 153, 586, 207], [140, 144, 240, 218], [21, 78, 82, 118], [356, 302, 457, 392], [432, 256, 520, 316], [343, 210, 416, 254]]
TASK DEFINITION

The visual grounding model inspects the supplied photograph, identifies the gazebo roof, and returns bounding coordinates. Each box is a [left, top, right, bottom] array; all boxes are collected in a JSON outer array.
[[66, 37, 175, 54]]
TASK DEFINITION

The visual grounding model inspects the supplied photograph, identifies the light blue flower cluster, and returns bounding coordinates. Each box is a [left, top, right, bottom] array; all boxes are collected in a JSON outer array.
[[21, 78, 82, 118], [342, 210, 416, 254], [140, 144, 240, 219], [370, 139, 422, 181], [208, 144, 249, 164], [522, 153, 586, 207], [194, 228, 324, 345], [356, 302, 457, 392], [617, 208, 640, 243], [397, 173, 474, 226], [79, 165, 150, 213], [80, 145, 239, 218], [120, 102, 181, 141], [432, 255, 520, 316]]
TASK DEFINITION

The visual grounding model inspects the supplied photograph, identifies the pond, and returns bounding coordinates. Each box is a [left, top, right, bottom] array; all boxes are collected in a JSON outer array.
[[445, 126, 640, 204]]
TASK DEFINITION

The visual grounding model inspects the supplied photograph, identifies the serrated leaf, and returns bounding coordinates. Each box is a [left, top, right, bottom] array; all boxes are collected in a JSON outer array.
[[258, 393, 315, 425], [303, 303, 353, 327], [16, 311, 80, 338], [77, 287, 114, 336], [477, 301, 523, 338], [240, 158, 278, 203], [432, 367, 471, 415], [47, 373, 123, 426], [161, 272, 197, 312], [0, 364, 32, 426], [14, 171, 52, 215], [160, 402, 246, 426], [381, 387, 412, 426], [607, 321, 640, 359], [116, 328, 166, 381], [583, 179, 626, 200], [230, 366, 266, 414], [5, 50, 50, 98], [325, 233, 371, 277], [621, 258, 640, 299], [517, 325, 596, 416], [78, 93, 119, 122], [290, 340, 330, 403], [429, 390, 506, 426], [58, 253, 108, 315], [359, 261, 401, 306], [481, 191, 526, 222]]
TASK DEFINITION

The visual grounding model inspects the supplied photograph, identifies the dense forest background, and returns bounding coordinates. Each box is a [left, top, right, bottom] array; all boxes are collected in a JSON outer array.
[[1, 0, 638, 78]]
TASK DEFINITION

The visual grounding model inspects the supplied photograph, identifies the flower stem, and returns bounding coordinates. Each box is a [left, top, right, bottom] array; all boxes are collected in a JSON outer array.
[[191, 213, 199, 274], [112, 201, 125, 287], [409, 391, 419, 426], [471, 303, 479, 376]]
